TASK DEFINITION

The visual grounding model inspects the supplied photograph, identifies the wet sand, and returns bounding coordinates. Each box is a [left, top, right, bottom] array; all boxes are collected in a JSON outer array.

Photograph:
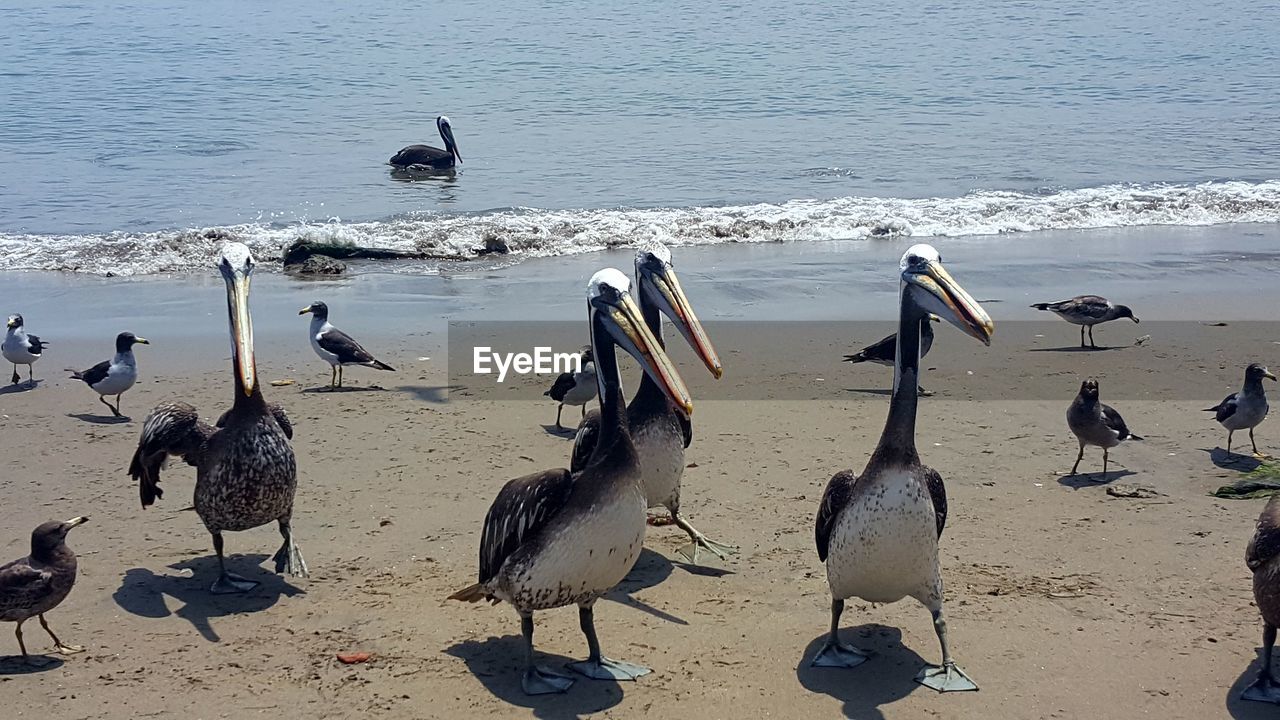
[[3, 226, 1280, 719]]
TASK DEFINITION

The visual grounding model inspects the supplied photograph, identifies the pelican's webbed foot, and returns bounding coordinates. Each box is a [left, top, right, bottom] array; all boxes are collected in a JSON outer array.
[[1243, 673, 1280, 704], [568, 656, 651, 681], [810, 638, 870, 668], [273, 539, 309, 578], [916, 661, 978, 692], [522, 665, 574, 695], [671, 513, 738, 564], [210, 572, 259, 594]]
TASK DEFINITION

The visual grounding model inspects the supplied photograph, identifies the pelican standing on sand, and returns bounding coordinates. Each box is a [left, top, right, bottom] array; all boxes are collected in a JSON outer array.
[[544, 347, 596, 430], [128, 243, 307, 593], [3, 314, 46, 386], [1031, 295, 1138, 348], [568, 243, 728, 564], [1244, 494, 1280, 704], [1205, 363, 1275, 456], [449, 269, 692, 695], [1066, 379, 1141, 476], [299, 301, 395, 389], [389, 115, 461, 171], [68, 332, 148, 417], [812, 243, 993, 692], [0, 517, 88, 665]]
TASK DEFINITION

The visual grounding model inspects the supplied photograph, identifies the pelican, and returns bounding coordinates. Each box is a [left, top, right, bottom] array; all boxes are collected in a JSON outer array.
[[449, 268, 692, 695], [1066, 379, 1141, 476], [544, 347, 596, 430], [68, 332, 148, 417], [3, 314, 46, 386], [812, 243, 992, 692], [389, 115, 461, 171], [1205, 363, 1275, 456], [568, 242, 726, 564], [127, 243, 307, 594], [1031, 295, 1138, 348], [1245, 494, 1280, 704]]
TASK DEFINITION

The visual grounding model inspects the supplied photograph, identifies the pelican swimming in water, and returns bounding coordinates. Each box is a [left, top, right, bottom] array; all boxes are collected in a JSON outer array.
[[1031, 295, 1138, 348], [569, 242, 727, 564], [127, 243, 306, 594], [449, 268, 692, 695], [813, 243, 993, 692], [389, 115, 461, 171], [1205, 363, 1275, 456]]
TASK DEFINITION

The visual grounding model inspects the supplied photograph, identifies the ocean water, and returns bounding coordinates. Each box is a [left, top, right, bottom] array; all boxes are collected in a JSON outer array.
[[1, 0, 1278, 274]]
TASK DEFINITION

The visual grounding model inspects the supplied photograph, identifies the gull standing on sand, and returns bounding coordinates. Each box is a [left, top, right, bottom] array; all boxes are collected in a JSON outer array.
[[1031, 295, 1138, 348], [128, 244, 306, 594], [843, 315, 939, 395], [299, 301, 395, 389], [568, 242, 728, 564], [1205, 363, 1275, 456], [0, 517, 89, 665], [3, 314, 46, 386], [813, 244, 993, 692], [68, 332, 148, 417], [1066, 379, 1141, 476], [449, 269, 692, 695], [1244, 494, 1280, 704], [544, 347, 596, 430], [389, 115, 462, 171]]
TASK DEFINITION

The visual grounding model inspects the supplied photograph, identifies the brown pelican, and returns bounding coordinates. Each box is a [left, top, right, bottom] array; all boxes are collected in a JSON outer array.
[[1066, 379, 1141, 476], [389, 115, 461, 171], [128, 243, 306, 594], [1245, 494, 1280, 703], [68, 332, 148, 417], [3, 314, 46, 386], [813, 243, 993, 692], [1205, 363, 1275, 456], [1, 517, 88, 665], [1031, 295, 1138, 348], [568, 243, 726, 564], [544, 347, 596, 430], [299, 301, 395, 389], [449, 268, 692, 695]]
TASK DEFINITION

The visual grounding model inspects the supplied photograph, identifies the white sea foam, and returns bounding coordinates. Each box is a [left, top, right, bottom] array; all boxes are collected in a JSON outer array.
[[2, 180, 1278, 276]]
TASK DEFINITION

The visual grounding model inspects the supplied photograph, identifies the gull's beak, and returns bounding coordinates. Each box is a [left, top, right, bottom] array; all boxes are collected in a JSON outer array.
[[134, 337, 150, 345], [1266, 369, 1277, 382], [227, 270, 257, 396], [601, 292, 693, 415], [905, 260, 994, 345], [298, 306, 313, 315], [65, 516, 89, 528], [5, 319, 16, 329], [641, 263, 723, 378]]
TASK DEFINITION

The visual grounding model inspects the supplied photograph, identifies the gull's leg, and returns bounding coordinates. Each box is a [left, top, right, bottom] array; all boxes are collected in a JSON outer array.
[[1070, 442, 1084, 475], [38, 614, 83, 654], [555, 403, 564, 430]]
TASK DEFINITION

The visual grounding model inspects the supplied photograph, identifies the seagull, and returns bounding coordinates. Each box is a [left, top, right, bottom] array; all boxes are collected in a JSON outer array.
[[1, 517, 88, 665], [1031, 296, 1138, 348], [68, 332, 148, 417], [298, 302, 395, 389], [843, 315, 939, 395], [1066, 379, 1141, 476], [544, 348, 596, 430], [1205, 363, 1276, 456], [3, 314, 46, 386]]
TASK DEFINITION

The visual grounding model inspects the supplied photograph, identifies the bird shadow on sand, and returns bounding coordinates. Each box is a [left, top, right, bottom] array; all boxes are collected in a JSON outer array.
[[1056, 469, 1137, 488], [1225, 647, 1280, 718], [300, 384, 387, 394], [112, 554, 303, 642], [0, 653, 65, 675], [0, 380, 42, 395], [601, 549, 689, 626], [796, 625, 929, 720], [1206, 448, 1266, 473], [843, 387, 894, 396], [395, 384, 461, 404], [67, 412, 130, 424], [540, 423, 581, 438], [444, 634, 624, 719], [1028, 345, 1124, 353]]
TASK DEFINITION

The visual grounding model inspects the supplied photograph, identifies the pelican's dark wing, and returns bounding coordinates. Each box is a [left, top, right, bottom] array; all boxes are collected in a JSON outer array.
[[1206, 393, 1239, 424], [1101, 402, 1139, 441], [1248, 496, 1280, 571], [569, 409, 601, 473], [815, 470, 858, 562], [477, 468, 575, 584], [676, 404, 692, 448], [922, 466, 948, 538], [390, 145, 450, 166], [128, 401, 215, 508]]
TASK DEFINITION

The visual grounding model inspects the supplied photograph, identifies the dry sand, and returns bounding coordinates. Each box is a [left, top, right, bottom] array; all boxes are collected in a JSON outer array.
[[3, 230, 1280, 719]]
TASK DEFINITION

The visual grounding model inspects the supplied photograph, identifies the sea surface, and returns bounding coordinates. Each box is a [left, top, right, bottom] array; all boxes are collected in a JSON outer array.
[[1, 0, 1278, 275]]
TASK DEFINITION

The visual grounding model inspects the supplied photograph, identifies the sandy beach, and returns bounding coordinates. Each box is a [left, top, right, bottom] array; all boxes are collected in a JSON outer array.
[[4, 227, 1280, 719]]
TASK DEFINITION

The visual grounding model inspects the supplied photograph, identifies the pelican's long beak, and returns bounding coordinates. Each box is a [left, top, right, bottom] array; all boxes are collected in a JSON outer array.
[[602, 292, 693, 415], [905, 260, 994, 345], [298, 306, 313, 315], [227, 270, 257, 396], [641, 264, 722, 378], [65, 516, 89, 528]]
